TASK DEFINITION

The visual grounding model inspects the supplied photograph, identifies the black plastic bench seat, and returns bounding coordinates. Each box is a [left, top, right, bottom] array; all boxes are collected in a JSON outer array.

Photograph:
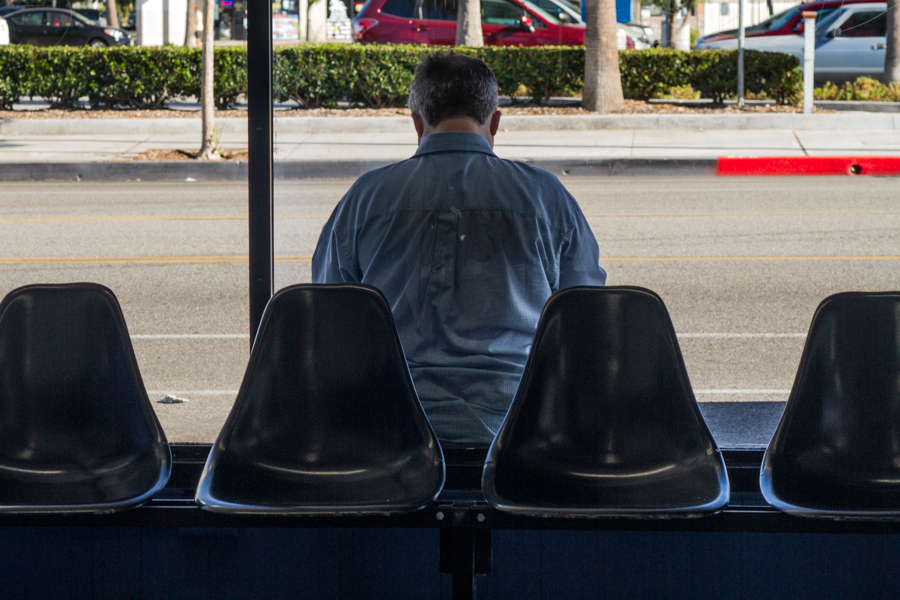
[[0, 283, 171, 513], [195, 284, 444, 515], [483, 287, 729, 518], [761, 291, 900, 519]]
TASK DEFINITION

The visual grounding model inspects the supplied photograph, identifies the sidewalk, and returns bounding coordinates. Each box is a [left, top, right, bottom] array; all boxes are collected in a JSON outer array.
[[2, 112, 900, 179]]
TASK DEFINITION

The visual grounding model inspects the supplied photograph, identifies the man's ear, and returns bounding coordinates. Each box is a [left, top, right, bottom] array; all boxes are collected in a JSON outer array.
[[489, 110, 501, 137], [412, 112, 426, 138]]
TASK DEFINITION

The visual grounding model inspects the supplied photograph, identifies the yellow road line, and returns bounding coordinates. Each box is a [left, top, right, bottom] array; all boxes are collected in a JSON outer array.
[[3, 212, 895, 223], [0, 255, 896, 265], [0, 255, 313, 265], [602, 256, 900, 262], [0, 215, 329, 223], [586, 211, 900, 218]]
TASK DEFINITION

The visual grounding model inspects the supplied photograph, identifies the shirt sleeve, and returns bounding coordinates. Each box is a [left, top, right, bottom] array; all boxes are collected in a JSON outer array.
[[311, 204, 360, 283], [556, 201, 606, 291]]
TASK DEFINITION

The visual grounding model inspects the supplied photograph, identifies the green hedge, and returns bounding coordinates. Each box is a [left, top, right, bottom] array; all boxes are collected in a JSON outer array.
[[619, 47, 801, 104], [0, 44, 802, 110]]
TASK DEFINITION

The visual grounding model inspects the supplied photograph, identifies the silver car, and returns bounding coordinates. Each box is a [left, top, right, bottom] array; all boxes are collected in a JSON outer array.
[[697, 2, 888, 83], [813, 4, 888, 82]]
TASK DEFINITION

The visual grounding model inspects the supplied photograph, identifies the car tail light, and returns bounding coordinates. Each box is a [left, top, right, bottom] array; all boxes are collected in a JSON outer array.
[[626, 36, 634, 49], [352, 18, 378, 40]]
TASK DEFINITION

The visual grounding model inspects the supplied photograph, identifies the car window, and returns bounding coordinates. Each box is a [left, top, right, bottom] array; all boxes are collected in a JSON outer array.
[[517, 0, 555, 25], [766, 7, 798, 30], [418, 0, 456, 21], [11, 11, 44, 25], [49, 11, 73, 27], [836, 10, 887, 37], [813, 7, 843, 31], [518, 0, 560, 24], [73, 11, 97, 26], [380, 0, 416, 17], [530, 0, 569, 21], [813, 8, 837, 27], [481, 0, 527, 25]]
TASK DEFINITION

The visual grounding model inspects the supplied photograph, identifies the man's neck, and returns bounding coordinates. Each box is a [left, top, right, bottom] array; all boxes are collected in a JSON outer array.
[[412, 112, 501, 149]]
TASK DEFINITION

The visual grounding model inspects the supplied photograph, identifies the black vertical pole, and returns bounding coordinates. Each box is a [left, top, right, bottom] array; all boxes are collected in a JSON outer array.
[[247, 0, 274, 344]]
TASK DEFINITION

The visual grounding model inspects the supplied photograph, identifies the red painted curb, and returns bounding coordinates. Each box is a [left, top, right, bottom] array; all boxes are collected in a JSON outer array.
[[717, 156, 900, 176]]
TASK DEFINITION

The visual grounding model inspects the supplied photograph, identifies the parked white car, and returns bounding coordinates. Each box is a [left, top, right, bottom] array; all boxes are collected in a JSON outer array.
[[0, 16, 9, 45], [697, 2, 888, 83]]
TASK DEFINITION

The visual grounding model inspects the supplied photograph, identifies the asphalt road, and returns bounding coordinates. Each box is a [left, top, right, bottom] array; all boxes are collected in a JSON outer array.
[[1, 177, 897, 445]]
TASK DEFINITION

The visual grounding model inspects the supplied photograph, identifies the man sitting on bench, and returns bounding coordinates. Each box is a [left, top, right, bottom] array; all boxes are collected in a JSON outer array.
[[312, 50, 606, 445]]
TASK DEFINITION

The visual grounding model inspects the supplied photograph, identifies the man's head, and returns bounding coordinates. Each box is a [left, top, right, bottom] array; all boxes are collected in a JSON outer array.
[[408, 51, 502, 145]]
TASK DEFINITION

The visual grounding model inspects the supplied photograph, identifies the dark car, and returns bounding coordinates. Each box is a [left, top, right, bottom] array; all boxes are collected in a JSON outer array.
[[6, 7, 132, 47], [352, 0, 586, 46]]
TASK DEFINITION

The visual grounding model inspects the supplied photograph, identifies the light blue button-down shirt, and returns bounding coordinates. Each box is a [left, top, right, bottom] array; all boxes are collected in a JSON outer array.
[[312, 132, 606, 445]]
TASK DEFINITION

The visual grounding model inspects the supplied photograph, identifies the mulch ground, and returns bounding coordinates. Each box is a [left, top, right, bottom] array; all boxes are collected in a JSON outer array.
[[123, 149, 250, 161]]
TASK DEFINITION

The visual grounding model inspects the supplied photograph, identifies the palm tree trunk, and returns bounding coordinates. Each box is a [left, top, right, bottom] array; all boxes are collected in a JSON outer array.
[[582, 0, 623, 112], [105, 0, 120, 28], [455, 0, 483, 46], [886, 0, 900, 83]]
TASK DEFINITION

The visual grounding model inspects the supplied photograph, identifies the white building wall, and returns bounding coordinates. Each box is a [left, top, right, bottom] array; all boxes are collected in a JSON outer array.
[[165, 0, 188, 45], [138, 0, 189, 45]]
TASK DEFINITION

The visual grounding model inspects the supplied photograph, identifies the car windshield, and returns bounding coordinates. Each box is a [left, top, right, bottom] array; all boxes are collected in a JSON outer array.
[[815, 7, 846, 34], [554, 0, 579, 13], [518, 0, 561, 24], [764, 6, 800, 30]]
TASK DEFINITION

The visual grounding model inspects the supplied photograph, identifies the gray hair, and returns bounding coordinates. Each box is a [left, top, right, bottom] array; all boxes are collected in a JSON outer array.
[[408, 51, 499, 126]]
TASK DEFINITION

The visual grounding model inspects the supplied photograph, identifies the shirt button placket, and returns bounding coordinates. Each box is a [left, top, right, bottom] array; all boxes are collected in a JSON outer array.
[[434, 210, 458, 291]]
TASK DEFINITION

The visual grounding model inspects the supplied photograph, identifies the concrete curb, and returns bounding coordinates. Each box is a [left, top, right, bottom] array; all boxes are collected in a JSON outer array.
[[3, 112, 900, 135], [805, 101, 900, 113], [0, 158, 720, 181]]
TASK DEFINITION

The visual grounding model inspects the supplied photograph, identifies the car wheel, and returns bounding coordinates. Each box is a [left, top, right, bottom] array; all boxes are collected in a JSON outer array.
[[90, 38, 107, 47]]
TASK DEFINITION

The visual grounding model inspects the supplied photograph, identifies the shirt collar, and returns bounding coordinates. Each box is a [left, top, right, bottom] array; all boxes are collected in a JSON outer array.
[[413, 132, 497, 158]]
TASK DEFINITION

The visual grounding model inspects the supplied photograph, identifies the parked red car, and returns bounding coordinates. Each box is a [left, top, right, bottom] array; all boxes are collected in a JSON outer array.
[[695, 0, 875, 46], [352, 0, 586, 46]]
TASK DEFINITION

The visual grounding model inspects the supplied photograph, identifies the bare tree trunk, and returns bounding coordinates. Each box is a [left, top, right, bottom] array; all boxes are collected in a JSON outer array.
[[886, 0, 900, 83], [196, 0, 220, 160], [583, 0, 623, 112], [185, 0, 198, 48], [105, 0, 120, 29], [455, 0, 483, 47], [663, 0, 673, 47]]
